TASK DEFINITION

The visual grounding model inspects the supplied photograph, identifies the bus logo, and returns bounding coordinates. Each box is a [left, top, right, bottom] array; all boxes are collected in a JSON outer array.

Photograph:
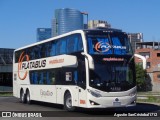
[[95, 41, 111, 53], [18, 52, 46, 80], [18, 51, 30, 80]]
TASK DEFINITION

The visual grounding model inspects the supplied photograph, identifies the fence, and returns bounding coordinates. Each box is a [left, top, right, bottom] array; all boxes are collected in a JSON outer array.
[[0, 86, 12, 92]]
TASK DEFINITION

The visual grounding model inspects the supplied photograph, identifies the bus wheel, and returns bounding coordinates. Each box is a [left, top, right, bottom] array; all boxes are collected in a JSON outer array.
[[20, 89, 26, 103], [64, 92, 75, 111], [26, 90, 31, 104]]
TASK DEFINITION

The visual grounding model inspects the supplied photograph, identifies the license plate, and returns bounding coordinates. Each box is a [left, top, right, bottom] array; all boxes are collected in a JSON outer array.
[[113, 102, 121, 106]]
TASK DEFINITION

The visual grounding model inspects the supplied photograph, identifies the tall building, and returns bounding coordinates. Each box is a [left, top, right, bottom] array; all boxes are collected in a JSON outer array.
[[0, 48, 14, 90], [88, 20, 111, 29], [37, 28, 52, 41], [135, 42, 160, 92], [128, 33, 143, 52], [52, 19, 58, 37], [52, 8, 84, 36]]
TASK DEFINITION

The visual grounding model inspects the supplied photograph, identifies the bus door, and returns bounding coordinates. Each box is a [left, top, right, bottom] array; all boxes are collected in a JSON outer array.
[[56, 68, 79, 106], [77, 60, 87, 107], [61, 66, 87, 107]]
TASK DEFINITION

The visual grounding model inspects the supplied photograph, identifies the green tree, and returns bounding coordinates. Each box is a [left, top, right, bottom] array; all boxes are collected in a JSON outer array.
[[135, 64, 146, 91]]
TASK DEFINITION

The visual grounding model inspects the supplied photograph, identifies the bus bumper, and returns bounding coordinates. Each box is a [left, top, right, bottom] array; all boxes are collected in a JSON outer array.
[[85, 87, 137, 108], [86, 95, 136, 108]]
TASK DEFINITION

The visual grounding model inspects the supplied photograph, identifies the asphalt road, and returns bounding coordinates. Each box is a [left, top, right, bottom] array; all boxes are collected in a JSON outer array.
[[0, 97, 159, 120]]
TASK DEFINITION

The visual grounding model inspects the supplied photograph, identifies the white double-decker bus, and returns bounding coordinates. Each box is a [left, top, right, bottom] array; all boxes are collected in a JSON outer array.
[[13, 29, 137, 111]]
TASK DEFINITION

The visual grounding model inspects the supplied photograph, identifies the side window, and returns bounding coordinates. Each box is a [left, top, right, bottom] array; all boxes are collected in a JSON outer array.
[[67, 34, 83, 54], [30, 71, 38, 84], [43, 71, 47, 84], [49, 70, 56, 85], [56, 38, 66, 55], [30, 69, 57, 85], [77, 34, 83, 51], [30, 47, 35, 60], [67, 35, 75, 53], [15, 51, 21, 63], [60, 68, 78, 85], [60, 38, 67, 54], [47, 42, 52, 57], [34, 45, 41, 59], [50, 41, 56, 56], [56, 39, 61, 55], [38, 72, 43, 84], [26, 47, 35, 60], [44, 43, 52, 57], [55, 69, 62, 85], [40, 44, 47, 58]]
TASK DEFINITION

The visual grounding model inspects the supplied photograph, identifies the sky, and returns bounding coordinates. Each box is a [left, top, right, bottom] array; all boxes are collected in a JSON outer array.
[[0, 0, 160, 49]]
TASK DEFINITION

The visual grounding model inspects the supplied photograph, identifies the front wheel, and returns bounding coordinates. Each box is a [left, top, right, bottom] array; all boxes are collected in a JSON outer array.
[[64, 92, 75, 111]]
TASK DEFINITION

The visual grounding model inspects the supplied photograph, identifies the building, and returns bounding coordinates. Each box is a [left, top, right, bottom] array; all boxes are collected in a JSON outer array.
[[52, 19, 58, 37], [0, 48, 14, 91], [88, 20, 111, 29], [37, 28, 52, 41], [135, 42, 160, 92], [128, 33, 143, 52], [52, 8, 84, 36]]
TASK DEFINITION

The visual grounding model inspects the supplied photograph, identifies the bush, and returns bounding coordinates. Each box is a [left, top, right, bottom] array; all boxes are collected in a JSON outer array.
[[135, 64, 152, 91]]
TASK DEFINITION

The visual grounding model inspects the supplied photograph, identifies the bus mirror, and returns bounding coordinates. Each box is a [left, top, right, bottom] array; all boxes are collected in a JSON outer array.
[[81, 52, 94, 70], [134, 54, 146, 69]]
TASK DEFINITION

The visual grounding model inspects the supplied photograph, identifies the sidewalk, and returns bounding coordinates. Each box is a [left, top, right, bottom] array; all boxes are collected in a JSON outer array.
[[137, 92, 160, 97], [137, 92, 160, 106]]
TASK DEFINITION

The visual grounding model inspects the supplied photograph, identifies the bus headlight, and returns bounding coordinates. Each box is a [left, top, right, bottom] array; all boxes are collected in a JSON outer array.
[[87, 89, 102, 98]]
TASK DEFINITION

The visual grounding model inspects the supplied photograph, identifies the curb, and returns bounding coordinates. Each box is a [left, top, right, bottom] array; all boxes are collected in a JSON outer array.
[[137, 101, 160, 106]]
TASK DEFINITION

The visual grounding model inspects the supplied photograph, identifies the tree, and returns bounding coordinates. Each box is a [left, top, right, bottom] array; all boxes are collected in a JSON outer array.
[[135, 64, 146, 91]]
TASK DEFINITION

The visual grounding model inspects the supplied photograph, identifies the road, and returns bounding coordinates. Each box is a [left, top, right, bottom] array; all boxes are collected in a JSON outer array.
[[0, 97, 159, 120]]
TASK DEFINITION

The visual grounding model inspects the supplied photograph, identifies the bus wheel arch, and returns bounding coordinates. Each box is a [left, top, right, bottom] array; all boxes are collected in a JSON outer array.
[[64, 90, 75, 111], [26, 88, 31, 104], [20, 88, 26, 103]]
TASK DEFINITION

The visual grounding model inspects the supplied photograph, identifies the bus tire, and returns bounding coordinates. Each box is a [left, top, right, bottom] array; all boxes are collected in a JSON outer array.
[[20, 89, 26, 103], [26, 90, 31, 104], [64, 92, 75, 111]]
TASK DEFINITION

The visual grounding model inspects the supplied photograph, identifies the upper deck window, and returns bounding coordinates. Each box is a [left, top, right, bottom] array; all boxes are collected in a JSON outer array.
[[86, 31, 132, 55], [14, 33, 83, 63]]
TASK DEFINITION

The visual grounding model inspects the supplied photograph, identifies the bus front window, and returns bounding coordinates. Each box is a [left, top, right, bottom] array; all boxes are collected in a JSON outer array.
[[89, 57, 136, 92]]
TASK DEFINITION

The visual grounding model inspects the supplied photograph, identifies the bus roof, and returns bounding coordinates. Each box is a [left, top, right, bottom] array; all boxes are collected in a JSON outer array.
[[14, 28, 126, 52]]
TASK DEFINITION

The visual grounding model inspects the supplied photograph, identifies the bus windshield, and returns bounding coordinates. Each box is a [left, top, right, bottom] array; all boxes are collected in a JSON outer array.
[[89, 55, 136, 92], [86, 31, 132, 55]]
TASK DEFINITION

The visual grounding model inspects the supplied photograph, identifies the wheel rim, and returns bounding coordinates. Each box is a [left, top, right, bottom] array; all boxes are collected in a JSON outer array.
[[21, 92, 24, 102], [27, 93, 30, 102], [66, 95, 72, 108]]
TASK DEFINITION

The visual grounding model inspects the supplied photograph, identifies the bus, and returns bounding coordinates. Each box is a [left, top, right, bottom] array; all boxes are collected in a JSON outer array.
[[13, 29, 140, 111]]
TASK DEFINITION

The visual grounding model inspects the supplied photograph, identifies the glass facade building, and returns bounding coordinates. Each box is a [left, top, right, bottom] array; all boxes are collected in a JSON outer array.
[[52, 8, 83, 36], [128, 33, 143, 52], [0, 48, 14, 87], [37, 28, 52, 41]]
